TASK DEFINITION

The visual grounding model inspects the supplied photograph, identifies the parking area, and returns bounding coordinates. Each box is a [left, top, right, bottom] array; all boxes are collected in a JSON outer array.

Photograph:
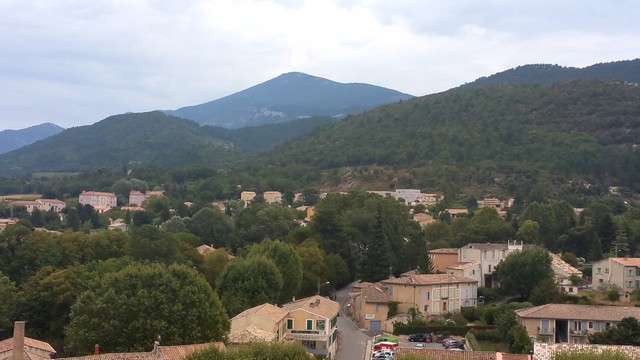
[[397, 340, 443, 350]]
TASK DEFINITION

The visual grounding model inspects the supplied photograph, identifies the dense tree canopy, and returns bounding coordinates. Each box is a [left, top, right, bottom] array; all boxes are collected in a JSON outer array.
[[65, 262, 229, 355], [495, 247, 554, 299], [247, 238, 303, 304]]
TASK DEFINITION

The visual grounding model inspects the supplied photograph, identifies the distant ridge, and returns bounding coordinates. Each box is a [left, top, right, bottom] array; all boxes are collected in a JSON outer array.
[[0, 123, 64, 154], [462, 59, 640, 88], [164, 72, 413, 128]]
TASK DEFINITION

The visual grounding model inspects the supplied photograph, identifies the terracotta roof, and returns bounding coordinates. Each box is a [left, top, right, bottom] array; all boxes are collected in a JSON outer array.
[[229, 324, 277, 343], [461, 243, 508, 251], [0, 337, 56, 354], [196, 245, 216, 255], [381, 273, 477, 286], [57, 343, 224, 360], [445, 208, 468, 214], [352, 281, 374, 290], [38, 199, 66, 204], [281, 295, 339, 319], [447, 261, 480, 270], [232, 303, 287, 323], [610, 257, 640, 267], [9, 200, 38, 206], [361, 285, 389, 304], [429, 248, 459, 254], [515, 304, 640, 321], [80, 191, 116, 197]]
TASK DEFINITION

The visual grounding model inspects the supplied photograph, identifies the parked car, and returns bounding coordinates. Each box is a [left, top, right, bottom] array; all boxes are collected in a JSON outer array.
[[443, 339, 464, 350], [408, 333, 427, 342], [415, 343, 425, 349]]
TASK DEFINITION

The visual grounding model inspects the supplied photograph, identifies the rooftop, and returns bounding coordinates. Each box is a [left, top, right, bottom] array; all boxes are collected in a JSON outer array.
[[551, 253, 582, 276], [361, 285, 389, 304], [57, 343, 225, 360], [447, 261, 480, 270], [515, 304, 640, 321], [231, 303, 288, 323], [610, 257, 640, 267], [381, 273, 477, 286], [461, 243, 508, 251], [428, 248, 459, 254], [281, 295, 339, 319]]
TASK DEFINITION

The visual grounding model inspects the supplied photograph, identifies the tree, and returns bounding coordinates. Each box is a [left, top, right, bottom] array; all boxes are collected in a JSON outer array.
[[160, 216, 188, 233], [189, 207, 235, 248], [507, 324, 533, 354], [516, 220, 540, 245], [125, 225, 180, 264], [0, 271, 19, 334], [131, 210, 155, 227], [65, 262, 229, 355], [589, 317, 640, 345], [247, 239, 303, 304], [199, 249, 231, 288], [360, 207, 392, 282], [325, 253, 352, 289], [296, 239, 330, 297], [528, 276, 562, 305], [494, 247, 554, 299], [66, 208, 81, 231], [216, 257, 283, 316]]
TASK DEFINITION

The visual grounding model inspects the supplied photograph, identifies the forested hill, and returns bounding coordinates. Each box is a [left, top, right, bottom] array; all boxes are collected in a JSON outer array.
[[257, 80, 640, 193], [0, 112, 243, 175], [462, 59, 640, 88], [0, 122, 64, 154]]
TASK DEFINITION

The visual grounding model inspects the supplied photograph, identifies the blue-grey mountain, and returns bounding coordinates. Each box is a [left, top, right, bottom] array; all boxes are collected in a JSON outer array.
[[0, 123, 64, 154], [164, 72, 413, 128]]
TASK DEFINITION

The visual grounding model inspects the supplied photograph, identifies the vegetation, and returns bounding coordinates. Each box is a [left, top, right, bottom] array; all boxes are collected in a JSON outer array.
[[589, 317, 640, 345], [185, 342, 312, 360], [495, 247, 554, 299], [553, 350, 635, 360]]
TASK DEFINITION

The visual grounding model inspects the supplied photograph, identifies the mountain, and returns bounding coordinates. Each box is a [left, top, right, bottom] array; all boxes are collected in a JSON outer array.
[[0, 123, 64, 154], [462, 59, 640, 88], [164, 72, 413, 128], [0, 112, 242, 175], [256, 79, 640, 195], [0, 112, 338, 176]]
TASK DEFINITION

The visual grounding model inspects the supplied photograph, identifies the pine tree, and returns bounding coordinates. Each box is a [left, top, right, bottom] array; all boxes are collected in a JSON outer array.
[[360, 207, 391, 282], [589, 235, 603, 262]]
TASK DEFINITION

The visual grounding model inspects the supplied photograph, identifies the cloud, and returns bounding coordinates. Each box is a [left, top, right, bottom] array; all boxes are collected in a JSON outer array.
[[0, 0, 639, 130]]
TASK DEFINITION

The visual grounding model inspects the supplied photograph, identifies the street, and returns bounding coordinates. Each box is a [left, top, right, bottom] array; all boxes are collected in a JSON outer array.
[[335, 283, 371, 360]]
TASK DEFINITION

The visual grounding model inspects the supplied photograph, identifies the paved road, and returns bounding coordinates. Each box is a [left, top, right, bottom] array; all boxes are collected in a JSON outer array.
[[335, 284, 371, 360]]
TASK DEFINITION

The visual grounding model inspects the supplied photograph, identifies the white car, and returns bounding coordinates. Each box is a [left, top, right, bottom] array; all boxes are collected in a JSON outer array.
[[415, 343, 425, 349]]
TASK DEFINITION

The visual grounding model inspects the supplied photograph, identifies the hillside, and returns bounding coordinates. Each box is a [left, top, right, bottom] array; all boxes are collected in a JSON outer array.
[[255, 80, 640, 194], [0, 123, 64, 154], [462, 59, 640, 88], [164, 72, 413, 128], [0, 112, 242, 175]]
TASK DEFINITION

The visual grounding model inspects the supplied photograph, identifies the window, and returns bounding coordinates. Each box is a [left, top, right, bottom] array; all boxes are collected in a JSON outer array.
[[306, 319, 313, 331], [316, 320, 325, 331], [573, 321, 582, 331], [472, 270, 475, 275], [629, 269, 634, 276], [287, 318, 294, 329], [605, 268, 609, 274], [374, 304, 380, 313], [423, 304, 429, 312], [301, 340, 316, 349], [488, 265, 492, 272], [388, 285, 393, 295], [596, 268, 602, 274], [435, 289, 440, 299], [435, 303, 440, 313], [588, 322, 594, 329], [541, 319, 550, 331], [456, 289, 459, 298], [628, 281, 634, 288], [568, 287, 574, 293], [449, 289, 454, 298], [427, 291, 430, 300]]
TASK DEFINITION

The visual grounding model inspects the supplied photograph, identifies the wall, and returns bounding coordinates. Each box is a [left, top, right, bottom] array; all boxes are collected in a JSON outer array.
[[533, 342, 640, 360]]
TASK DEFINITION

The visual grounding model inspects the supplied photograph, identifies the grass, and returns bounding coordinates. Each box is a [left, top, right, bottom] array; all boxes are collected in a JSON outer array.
[[476, 340, 509, 352]]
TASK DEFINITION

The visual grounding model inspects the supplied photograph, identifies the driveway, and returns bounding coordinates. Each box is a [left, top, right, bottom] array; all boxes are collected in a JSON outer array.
[[335, 283, 371, 360]]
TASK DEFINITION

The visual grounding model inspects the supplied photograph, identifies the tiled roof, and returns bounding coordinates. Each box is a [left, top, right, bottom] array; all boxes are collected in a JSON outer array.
[[611, 257, 640, 267], [352, 281, 374, 290], [281, 295, 339, 319], [515, 304, 640, 321], [57, 343, 224, 360], [80, 191, 116, 197], [0, 337, 56, 353], [229, 324, 276, 343], [196, 245, 216, 255], [447, 261, 480, 270], [38, 199, 66, 204], [461, 243, 507, 251], [361, 285, 389, 304], [429, 248, 459, 254], [232, 303, 287, 323], [551, 254, 582, 276], [381, 273, 477, 286]]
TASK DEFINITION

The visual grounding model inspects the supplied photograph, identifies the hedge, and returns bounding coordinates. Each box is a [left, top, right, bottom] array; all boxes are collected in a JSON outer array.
[[465, 332, 480, 351]]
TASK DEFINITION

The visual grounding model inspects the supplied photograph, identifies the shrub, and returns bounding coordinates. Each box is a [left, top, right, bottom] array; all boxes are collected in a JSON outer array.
[[465, 332, 480, 351], [470, 328, 501, 342], [553, 349, 633, 360], [607, 287, 621, 302], [461, 306, 482, 322]]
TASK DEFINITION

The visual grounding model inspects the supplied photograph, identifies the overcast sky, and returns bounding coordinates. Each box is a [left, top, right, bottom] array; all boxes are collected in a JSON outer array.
[[1, 0, 639, 130]]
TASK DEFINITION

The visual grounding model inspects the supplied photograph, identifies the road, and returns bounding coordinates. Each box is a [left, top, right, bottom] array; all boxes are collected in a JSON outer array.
[[335, 284, 371, 360]]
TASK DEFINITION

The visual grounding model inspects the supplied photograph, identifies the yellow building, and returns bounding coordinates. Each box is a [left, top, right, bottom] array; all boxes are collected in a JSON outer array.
[[240, 191, 257, 202], [428, 248, 459, 273], [380, 273, 478, 315], [350, 284, 389, 331]]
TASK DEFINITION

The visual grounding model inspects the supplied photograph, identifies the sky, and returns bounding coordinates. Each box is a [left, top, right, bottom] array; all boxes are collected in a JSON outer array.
[[1, 0, 639, 131]]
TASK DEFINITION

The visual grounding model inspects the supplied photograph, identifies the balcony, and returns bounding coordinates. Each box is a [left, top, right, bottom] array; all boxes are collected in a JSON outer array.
[[538, 327, 554, 335], [570, 329, 588, 336]]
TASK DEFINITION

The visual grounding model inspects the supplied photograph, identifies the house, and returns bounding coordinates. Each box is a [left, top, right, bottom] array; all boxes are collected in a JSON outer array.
[[0, 321, 56, 360], [263, 191, 283, 204], [476, 197, 514, 210], [550, 254, 583, 294], [280, 295, 340, 359], [379, 273, 478, 316], [428, 248, 459, 272], [229, 296, 339, 359], [129, 190, 165, 206], [395, 189, 421, 204], [8, 199, 66, 214], [592, 257, 640, 292], [350, 284, 389, 331], [240, 191, 256, 202], [458, 241, 523, 288], [515, 303, 640, 344], [107, 219, 128, 232], [416, 193, 443, 206], [0, 218, 17, 232], [229, 303, 288, 343], [443, 208, 468, 218], [412, 212, 435, 228], [447, 261, 481, 286], [296, 206, 315, 221], [79, 191, 117, 208]]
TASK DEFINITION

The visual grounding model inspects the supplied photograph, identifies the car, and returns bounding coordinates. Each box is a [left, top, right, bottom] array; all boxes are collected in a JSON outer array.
[[408, 333, 427, 342], [414, 343, 425, 349], [442, 339, 464, 349]]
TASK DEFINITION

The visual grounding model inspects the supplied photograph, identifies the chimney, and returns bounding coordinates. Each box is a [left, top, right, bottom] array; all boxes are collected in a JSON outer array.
[[12, 321, 25, 360], [94, 344, 100, 355]]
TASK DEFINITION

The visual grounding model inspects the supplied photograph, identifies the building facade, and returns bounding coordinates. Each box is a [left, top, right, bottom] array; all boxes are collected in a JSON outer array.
[[458, 241, 523, 287], [79, 191, 117, 208], [428, 248, 459, 273], [592, 257, 640, 291]]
